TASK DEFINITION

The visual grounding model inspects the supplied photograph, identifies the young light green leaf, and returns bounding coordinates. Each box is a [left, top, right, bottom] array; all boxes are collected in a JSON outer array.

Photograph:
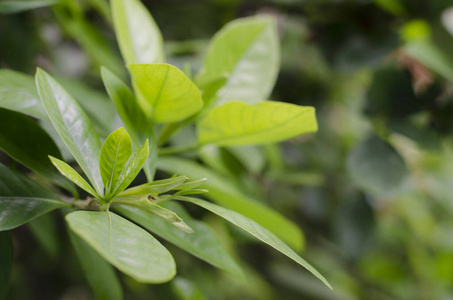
[[0, 198, 68, 231], [111, 0, 164, 64], [196, 16, 279, 106], [116, 202, 243, 276], [66, 211, 176, 283], [128, 64, 203, 123], [0, 70, 47, 119], [101, 66, 157, 181], [118, 176, 188, 198], [198, 101, 318, 146], [49, 156, 99, 198], [113, 139, 149, 196], [174, 178, 207, 190], [0, 231, 13, 300], [36, 69, 104, 196], [0, 0, 58, 15], [113, 198, 193, 233], [0, 108, 75, 194], [100, 127, 133, 198], [176, 196, 331, 289], [68, 227, 123, 300], [157, 156, 304, 251]]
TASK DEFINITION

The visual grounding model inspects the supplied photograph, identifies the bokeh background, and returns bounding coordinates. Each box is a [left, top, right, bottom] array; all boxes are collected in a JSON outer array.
[[3, 0, 453, 299]]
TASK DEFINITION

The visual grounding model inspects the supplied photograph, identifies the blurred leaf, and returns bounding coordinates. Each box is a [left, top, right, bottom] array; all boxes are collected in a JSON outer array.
[[68, 227, 123, 300], [0, 0, 58, 14], [0, 231, 13, 300], [177, 196, 331, 289], [157, 156, 305, 251], [172, 277, 206, 300], [66, 211, 176, 283], [49, 156, 99, 198], [196, 16, 279, 106], [100, 127, 133, 198], [0, 163, 68, 231], [364, 66, 441, 117], [0, 70, 47, 120], [101, 67, 157, 181], [198, 101, 318, 146], [116, 202, 243, 276], [28, 214, 59, 258], [111, 0, 164, 64], [36, 69, 104, 196], [227, 145, 266, 175], [347, 135, 409, 196], [0, 108, 75, 194], [129, 64, 203, 123]]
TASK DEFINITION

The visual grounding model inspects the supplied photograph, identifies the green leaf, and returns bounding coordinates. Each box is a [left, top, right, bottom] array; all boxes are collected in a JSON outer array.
[[0, 69, 47, 119], [0, 197, 68, 231], [172, 277, 206, 300], [114, 198, 193, 233], [36, 68, 104, 196], [0, 0, 58, 14], [118, 176, 188, 198], [66, 211, 176, 283], [129, 64, 203, 123], [197, 101, 318, 146], [111, 0, 164, 64], [157, 156, 305, 251], [101, 66, 157, 181], [196, 16, 280, 106], [0, 231, 13, 300], [0, 108, 75, 194], [68, 226, 123, 300], [177, 196, 331, 289], [0, 163, 68, 231], [113, 139, 149, 196], [347, 135, 409, 196], [100, 127, 133, 198], [116, 202, 243, 276], [49, 156, 99, 198]]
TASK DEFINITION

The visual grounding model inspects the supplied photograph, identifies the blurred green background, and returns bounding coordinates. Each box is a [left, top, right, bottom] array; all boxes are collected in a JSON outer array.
[[3, 0, 453, 299]]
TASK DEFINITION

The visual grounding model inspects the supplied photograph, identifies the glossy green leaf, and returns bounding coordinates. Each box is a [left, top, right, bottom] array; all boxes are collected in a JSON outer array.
[[177, 196, 331, 289], [101, 66, 157, 181], [196, 16, 279, 106], [129, 64, 203, 123], [157, 156, 304, 251], [0, 0, 58, 14], [100, 127, 133, 198], [36, 69, 104, 196], [0, 231, 13, 300], [0, 108, 75, 194], [0, 69, 47, 119], [66, 211, 176, 283], [111, 0, 164, 64], [0, 163, 68, 231], [198, 101, 318, 146], [68, 227, 123, 300], [49, 156, 99, 198], [172, 277, 206, 300], [116, 202, 243, 276], [347, 135, 409, 196], [0, 197, 68, 231], [118, 176, 188, 198], [114, 139, 149, 196]]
